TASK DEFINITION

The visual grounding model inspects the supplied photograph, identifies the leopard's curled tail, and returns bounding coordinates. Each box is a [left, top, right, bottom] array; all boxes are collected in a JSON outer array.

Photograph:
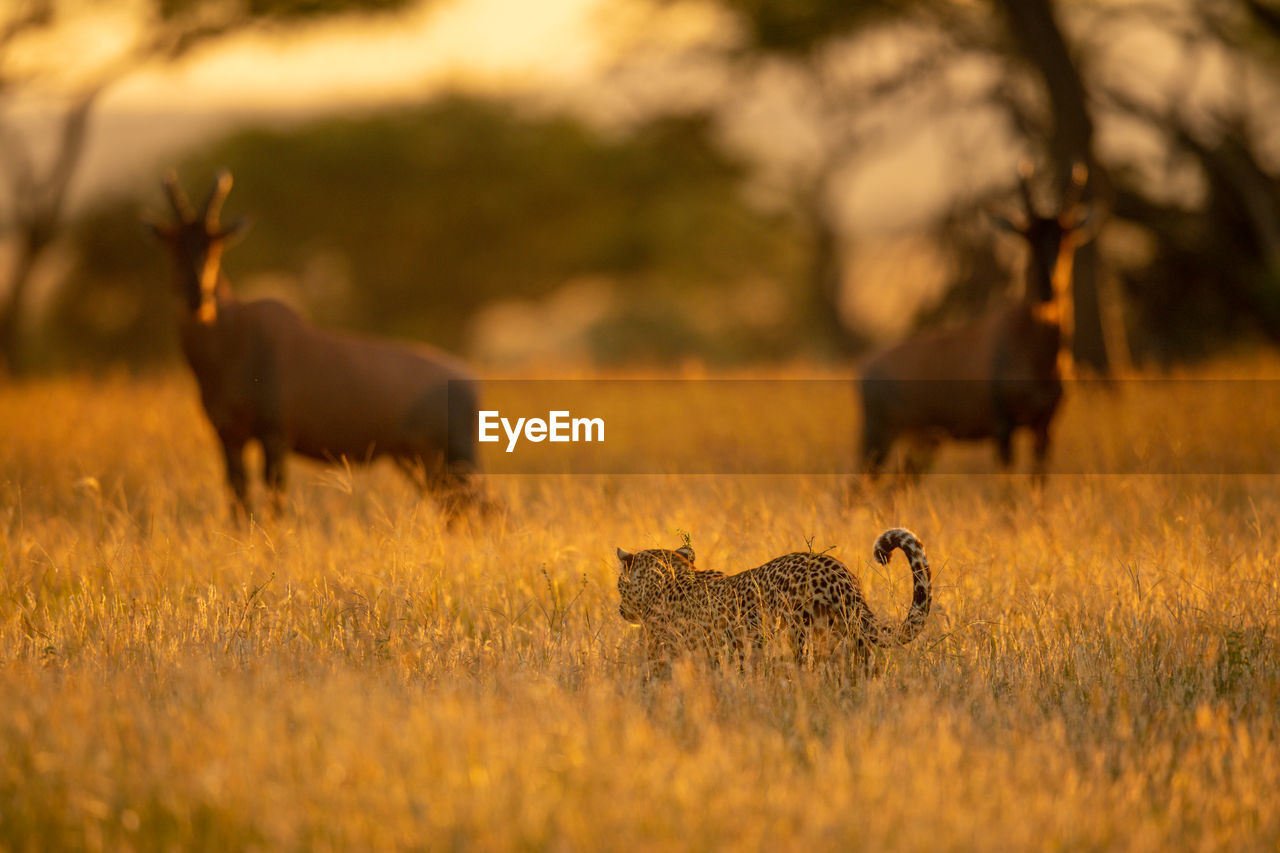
[[872, 528, 931, 645]]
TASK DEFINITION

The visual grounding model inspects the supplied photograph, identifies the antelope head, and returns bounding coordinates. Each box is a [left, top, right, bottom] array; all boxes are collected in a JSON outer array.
[[146, 169, 249, 325], [991, 160, 1093, 308]]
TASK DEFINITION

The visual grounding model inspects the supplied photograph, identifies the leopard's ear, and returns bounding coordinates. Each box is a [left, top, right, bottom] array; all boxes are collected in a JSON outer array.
[[675, 545, 695, 563], [616, 548, 635, 569]]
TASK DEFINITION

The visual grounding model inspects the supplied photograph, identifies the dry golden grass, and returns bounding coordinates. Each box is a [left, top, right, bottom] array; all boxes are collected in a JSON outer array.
[[2, 360, 1279, 850]]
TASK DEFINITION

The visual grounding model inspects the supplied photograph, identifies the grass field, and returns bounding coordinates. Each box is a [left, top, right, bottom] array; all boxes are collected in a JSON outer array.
[[2, 359, 1279, 850]]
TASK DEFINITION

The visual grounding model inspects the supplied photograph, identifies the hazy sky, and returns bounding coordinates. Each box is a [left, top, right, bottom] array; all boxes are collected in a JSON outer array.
[[11, 0, 1266, 238], [40, 0, 617, 207], [112, 0, 610, 112], [6, 0, 1271, 338]]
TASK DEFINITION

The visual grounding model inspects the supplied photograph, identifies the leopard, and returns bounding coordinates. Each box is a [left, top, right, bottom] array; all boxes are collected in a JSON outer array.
[[614, 528, 930, 673]]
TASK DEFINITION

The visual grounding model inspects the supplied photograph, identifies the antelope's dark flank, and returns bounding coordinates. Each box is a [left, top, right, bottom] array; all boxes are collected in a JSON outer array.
[[147, 170, 485, 521], [858, 161, 1094, 482]]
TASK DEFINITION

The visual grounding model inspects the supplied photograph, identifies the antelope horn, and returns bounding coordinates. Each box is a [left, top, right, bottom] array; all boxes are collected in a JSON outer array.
[[203, 169, 233, 228], [1016, 158, 1037, 218], [163, 169, 193, 222]]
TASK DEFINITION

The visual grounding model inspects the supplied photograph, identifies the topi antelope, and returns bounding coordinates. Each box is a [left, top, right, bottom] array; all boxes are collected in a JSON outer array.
[[147, 169, 485, 521], [858, 161, 1094, 482]]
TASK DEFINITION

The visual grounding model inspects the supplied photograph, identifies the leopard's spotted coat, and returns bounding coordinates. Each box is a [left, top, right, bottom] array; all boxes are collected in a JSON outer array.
[[615, 529, 930, 671]]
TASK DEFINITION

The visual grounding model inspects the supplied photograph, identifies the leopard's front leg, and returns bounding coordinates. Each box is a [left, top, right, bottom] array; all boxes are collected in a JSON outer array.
[[642, 628, 676, 680]]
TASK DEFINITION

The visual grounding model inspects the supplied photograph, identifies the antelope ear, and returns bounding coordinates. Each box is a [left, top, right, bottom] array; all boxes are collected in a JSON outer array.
[[218, 216, 253, 246], [1061, 205, 1099, 243], [675, 545, 694, 562], [142, 216, 176, 241], [615, 548, 634, 569], [986, 211, 1026, 234]]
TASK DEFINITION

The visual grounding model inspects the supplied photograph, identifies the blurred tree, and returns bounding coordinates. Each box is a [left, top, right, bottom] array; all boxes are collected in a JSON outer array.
[[0, 0, 419, 374], [647, 0, 1117, 367], [1083, 0, 1280, 359], [56, 96, 803, 368], [642, 0, 1280, 365], [669, 0, 949, 356], [992, 0, 1110, 373]]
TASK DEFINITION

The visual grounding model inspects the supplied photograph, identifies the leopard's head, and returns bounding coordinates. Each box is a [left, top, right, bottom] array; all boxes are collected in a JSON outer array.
[[614, 545, 696, 624]]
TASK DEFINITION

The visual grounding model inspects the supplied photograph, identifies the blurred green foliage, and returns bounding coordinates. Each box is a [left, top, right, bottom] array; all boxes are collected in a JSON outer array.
[[58, 96, 805, 369]]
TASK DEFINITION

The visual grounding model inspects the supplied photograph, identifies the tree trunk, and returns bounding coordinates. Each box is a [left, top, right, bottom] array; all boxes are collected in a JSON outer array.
[[0, 230, 43, 374], [0, 90, 99, 374], [810, 205, 848, 353], [800, 184, 864, 358], [995, 0, 1113, 373]]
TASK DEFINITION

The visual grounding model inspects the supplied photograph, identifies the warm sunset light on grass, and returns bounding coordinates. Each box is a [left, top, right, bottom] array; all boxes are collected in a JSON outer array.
[[2, 360, 1279, 848], [4, 0, 1280, 848]]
